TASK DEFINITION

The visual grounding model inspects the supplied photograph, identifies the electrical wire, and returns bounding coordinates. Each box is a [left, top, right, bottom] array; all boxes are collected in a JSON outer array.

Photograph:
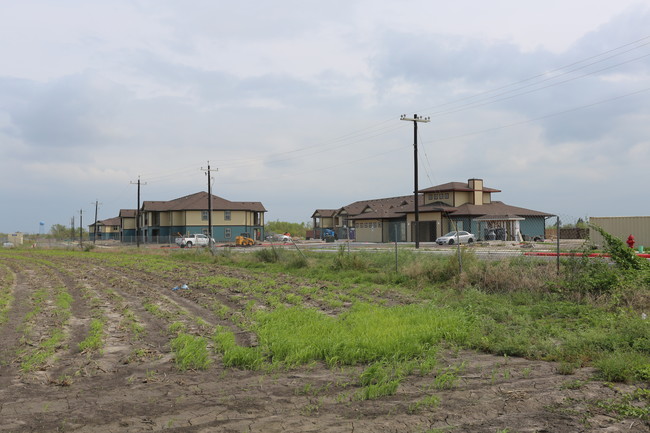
[[120, 34, 650, 189]]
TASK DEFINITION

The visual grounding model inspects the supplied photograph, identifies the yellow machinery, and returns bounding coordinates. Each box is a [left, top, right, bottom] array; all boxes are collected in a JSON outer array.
[[235, 233, 255, 247]]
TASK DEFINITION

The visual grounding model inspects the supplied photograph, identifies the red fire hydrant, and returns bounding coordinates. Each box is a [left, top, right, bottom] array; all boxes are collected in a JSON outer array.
[[627, 234, 635, 249]]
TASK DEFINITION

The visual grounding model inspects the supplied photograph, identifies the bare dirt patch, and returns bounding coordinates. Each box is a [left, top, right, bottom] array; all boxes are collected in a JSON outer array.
[[0, 251, 647, 432]]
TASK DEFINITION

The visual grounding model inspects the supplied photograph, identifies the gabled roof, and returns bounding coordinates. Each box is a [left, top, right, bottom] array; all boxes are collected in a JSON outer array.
[[419, 181, 501, 193], [141, 192, 266, 212], [338, 195, 415, 219], [99, 216, 121, 226], [119, 209, 137, 218], [311, 209, 338, 218], [338, 195, 414, 217], [450, 201, 553, 218]]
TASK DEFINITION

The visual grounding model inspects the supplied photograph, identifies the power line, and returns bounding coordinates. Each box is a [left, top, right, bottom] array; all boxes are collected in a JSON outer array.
[[420, 85, 650, 146]]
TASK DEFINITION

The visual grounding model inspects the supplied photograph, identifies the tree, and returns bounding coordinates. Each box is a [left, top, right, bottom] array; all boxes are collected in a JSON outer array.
[[265, 221, 309, 238], [50, 224, 70, 240]]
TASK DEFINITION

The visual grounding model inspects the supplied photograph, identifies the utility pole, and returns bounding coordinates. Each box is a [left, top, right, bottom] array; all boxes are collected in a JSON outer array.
[[201, 163, 217, 248], [79, 209, 83, 248], [130, 177, 147, 247], [400, 114, 430, 249], [71, 216, 75, 242], [92, 200, 102, 244]]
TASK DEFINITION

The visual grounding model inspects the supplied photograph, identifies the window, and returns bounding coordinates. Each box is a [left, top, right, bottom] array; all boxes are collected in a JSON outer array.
[[225, 228, 232, 239], [224, 210, 231, 221], [445, 193, 449, 199], [201, 210, 209, 221]]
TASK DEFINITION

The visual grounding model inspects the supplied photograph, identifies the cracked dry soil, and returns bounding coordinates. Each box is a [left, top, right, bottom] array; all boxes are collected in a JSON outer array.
[[0, 251, 647, 433]]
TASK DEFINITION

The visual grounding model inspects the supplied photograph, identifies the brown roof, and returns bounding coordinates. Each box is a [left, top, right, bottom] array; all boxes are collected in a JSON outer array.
[[340, 195, 432, 220], [99, 216, 121, 226], [450, 201, 553, 218], [119, 209, 137, 218], [311, 209, 338, 218], [419, 181, 501, 193], [141, 192, 266, 212], [340, 195, 413, 217]]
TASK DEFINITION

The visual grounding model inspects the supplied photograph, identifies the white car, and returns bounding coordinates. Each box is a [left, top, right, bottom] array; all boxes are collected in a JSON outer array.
[[435, 231, 476, 245]]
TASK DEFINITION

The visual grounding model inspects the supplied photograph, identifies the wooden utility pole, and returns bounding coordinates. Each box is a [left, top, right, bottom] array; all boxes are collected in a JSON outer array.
[[79, 209, 83, 248], [400, 114, 430, 249], [201, 163, 217, 248], [130, 177, 147, 247], [92, 200, 102, 244]]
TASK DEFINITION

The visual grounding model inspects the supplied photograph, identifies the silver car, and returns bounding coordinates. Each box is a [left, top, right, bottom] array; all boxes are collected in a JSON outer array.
[[436, 231, 476, 245]]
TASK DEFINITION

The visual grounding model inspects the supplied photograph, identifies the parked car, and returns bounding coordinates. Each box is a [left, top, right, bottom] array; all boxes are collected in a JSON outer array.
[[435, 231, 476, 245], [175, 233, 215, 248]]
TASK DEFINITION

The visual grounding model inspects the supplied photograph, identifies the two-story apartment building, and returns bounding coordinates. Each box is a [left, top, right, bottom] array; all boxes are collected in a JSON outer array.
[[119, 209, 137, 240], [140, 191, 266, 243], [312, 179, 553, 243], [88, 216, 122, 241]]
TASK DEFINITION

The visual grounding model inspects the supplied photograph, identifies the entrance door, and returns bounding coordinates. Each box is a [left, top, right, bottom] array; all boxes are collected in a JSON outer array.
[[411, 221, 437, 242]]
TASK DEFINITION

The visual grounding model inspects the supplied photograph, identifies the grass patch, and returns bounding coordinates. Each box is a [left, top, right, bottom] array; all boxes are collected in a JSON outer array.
[[21, 329, 66, 372], [0, 264, 14, 325], [594, 352, 650, 383], [212, 326, 264, 369], [78, 318, 105, 352], [170, 333, 212, 371], [254, 303, 472, 367]]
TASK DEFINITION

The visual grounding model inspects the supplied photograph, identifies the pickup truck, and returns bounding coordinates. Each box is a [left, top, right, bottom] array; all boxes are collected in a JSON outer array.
[[175, 233, 215, 248]]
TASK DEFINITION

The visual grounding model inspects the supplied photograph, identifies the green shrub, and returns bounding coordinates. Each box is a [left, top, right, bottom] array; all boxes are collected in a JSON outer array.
[[590, 224, 650, 271], [254, 248, 281, 263], [595, 351, 650, 382], [331, 245, 368, 271]]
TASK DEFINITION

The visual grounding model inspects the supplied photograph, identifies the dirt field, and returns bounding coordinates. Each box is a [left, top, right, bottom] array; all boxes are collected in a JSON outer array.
[[0, 250, 647, 433]]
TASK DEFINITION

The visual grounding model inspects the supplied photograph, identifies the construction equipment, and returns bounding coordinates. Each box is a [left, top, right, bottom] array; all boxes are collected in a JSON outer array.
[[235, 232, 255, 247]]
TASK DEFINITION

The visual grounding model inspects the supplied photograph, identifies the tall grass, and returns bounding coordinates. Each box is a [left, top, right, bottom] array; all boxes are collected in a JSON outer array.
[[170, 333, 211, 371], [254, 303, 472, 367], [0, 264, 14, 325], [212, 326, 264, 369]]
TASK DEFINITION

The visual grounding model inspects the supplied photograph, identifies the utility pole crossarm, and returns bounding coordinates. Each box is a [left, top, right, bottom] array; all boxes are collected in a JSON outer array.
[[399, 114, 430, 123], [400, 114, 430, 249]]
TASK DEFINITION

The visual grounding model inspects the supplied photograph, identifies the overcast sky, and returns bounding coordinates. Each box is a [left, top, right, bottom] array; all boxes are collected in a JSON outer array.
[[1, 1, 649, 234]]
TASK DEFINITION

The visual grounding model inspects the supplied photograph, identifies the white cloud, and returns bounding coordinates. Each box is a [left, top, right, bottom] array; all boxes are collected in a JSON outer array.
[[1, 1, 650, 232]]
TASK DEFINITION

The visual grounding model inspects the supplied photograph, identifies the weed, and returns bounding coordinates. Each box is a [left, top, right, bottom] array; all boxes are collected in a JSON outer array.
[[254, 248, 281, 263], [408, 395, 441, 413], [167, 321, 187, 335], [561, 379, 586, 390], [78, 318, 105, 352], [212, 326, 263, 369], [433, 363, 465, 390], [557, 362, 578, 375], [355, 379, 399, 400], [595, 387, 650, 420], [170, 333, 212, 371], [595, 351, 650, 383]]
